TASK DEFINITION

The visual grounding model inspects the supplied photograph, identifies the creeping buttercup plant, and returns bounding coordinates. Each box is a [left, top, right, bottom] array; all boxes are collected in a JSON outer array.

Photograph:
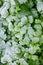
[[0, 0, 43, 65]]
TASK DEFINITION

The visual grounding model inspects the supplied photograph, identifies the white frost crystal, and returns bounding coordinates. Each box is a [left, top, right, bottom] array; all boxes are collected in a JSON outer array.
[[28, 45, 37, 54], [32, 37, 39, 43], [1, 8, 8, 18], [1, 54, 12, 63], [18, 16, 27, 26], [21, 16, 27, 23], [20, 26, 27, 34], [0, 40, 6, 51], [8, 22, 13, 31], [37, 1, 43, 12], [10, 0, 16, 6], [0, 28, 6, 40], [28, 15, 33, 23], [18, 0, 27, 4], [3, 2, 10, 9], [19, 58, 28, 65]]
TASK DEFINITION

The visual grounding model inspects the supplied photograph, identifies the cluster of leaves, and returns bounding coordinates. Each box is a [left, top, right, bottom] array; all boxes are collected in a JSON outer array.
[[0, 0, 43, 65]]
